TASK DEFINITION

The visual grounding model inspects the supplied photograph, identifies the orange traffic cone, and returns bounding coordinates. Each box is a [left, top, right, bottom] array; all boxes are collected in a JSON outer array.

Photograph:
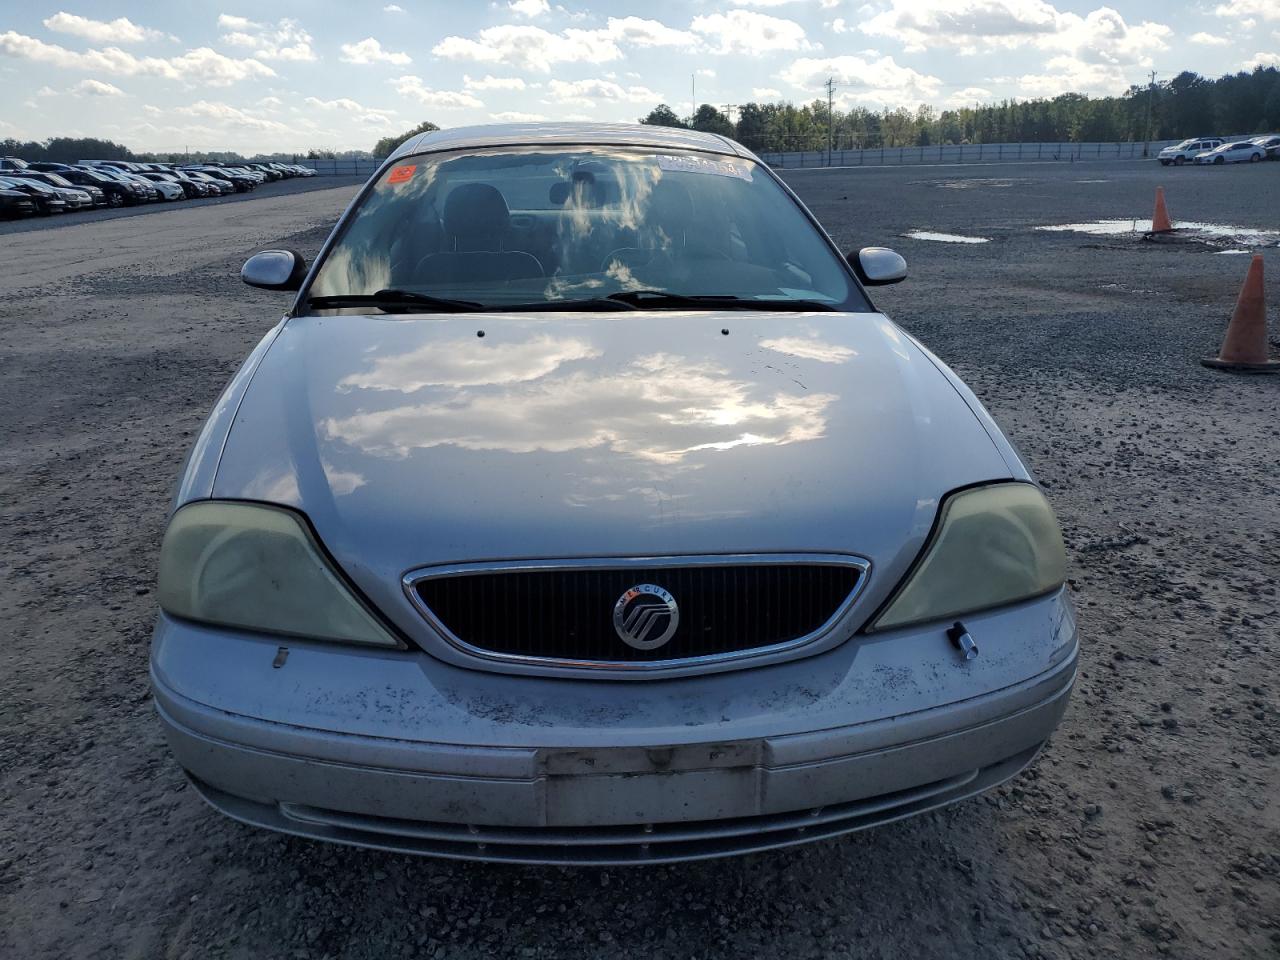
[[1151, 186, 1173, 233], [1201, 255, 1279, 373]]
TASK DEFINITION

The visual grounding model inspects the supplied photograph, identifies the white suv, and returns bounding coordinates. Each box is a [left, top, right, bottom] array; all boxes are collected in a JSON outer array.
[[1158, 138, 1223, 165]]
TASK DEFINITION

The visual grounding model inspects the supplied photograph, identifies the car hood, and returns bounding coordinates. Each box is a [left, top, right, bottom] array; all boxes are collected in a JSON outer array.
[[212, 311, 1014, 636]]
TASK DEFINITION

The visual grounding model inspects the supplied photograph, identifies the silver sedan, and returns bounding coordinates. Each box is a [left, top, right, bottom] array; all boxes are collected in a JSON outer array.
[[151, 122, 1077, 864]]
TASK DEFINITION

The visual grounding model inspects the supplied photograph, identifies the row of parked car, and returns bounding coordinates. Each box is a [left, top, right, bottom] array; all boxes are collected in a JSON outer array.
[[0, 156, 316, 218], [1156, 135, 1280, 166]]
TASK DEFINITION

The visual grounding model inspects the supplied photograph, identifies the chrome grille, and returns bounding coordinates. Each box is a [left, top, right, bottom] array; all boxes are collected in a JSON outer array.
[[405, 555, 868, 668]]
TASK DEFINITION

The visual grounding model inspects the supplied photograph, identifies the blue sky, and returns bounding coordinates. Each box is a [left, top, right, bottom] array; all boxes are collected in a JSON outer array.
[[1, 1, 1276, 153]]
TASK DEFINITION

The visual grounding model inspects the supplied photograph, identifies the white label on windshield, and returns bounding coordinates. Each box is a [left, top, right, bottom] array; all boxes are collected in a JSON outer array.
[[656, 155, 753, 181]]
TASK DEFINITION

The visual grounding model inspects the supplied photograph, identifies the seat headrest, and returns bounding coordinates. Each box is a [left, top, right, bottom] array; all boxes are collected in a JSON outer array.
[[443, 183, 510, 251]]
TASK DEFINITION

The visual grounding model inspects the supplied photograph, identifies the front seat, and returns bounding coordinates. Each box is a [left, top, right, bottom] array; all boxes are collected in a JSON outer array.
[[416, 183, 545, 285]]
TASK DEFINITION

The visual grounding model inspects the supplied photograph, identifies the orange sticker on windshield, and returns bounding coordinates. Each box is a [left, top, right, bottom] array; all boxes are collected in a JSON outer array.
[[387, 164, 416, 184]]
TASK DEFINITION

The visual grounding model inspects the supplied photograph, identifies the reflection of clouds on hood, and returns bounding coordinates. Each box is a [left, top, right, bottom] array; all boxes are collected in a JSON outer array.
[[339, 333, 600, 392], [759, 336, 856, 364], [323, 350, 836, 465]]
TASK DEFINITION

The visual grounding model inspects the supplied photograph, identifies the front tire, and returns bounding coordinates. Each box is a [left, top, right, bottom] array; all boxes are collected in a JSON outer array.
[[1160, 159, 1170, 166], [1174, 156, 1185, 166], [1250, 153, 1261, 163], [1214, 157, 1225, 165]]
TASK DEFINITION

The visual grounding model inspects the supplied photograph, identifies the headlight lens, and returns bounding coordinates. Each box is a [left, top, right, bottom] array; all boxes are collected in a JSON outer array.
[[157, 501, 399, 647], [870, 483, 1067, 631]]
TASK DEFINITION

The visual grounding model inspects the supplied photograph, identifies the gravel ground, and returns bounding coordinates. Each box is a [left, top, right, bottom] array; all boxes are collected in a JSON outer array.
[[1, 159, 1277, 960]]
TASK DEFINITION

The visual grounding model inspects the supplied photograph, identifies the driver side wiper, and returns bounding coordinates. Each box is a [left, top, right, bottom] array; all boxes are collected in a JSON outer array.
[[304, 289, 486, 313], [603, 290, 837, 311]]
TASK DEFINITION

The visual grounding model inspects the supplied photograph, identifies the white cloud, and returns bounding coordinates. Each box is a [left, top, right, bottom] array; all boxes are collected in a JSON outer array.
[[509, 0, 550, 15], [691, 11, 810, 54], [178, 100, 291, 132], [491, 110, 548, 122], [43, 11, 167, 44], [1189, 32, 1230, 46], [862, 1, 1171, 66], [220, 17, 316, 62], [780, 54, 941, 106], [945, 85, 993, 105], [605, 16, 699, 49], [390, 75, 483, 108], [217, 15, 259, 31], [384, 3, 404, 10], [1045, 9, 1170, 66], [71, 78, 125, 96], [1244, 51, 1280, 68], [752, 86, 783, 99], [827, 17, 850, 33], [433, 24, 622, 71], [302, 97, 397, 126], [1017, 55, 1132, 96], [546, 78, 663, 106], [464, 74, 528, 90], [340, 37, 411, 65], [0, 32, 276, 85], [35, 84, 57, 96], [863, 0, 1059, 52], [1215, 0, 1280, 22], [730, 0, 839, 6]]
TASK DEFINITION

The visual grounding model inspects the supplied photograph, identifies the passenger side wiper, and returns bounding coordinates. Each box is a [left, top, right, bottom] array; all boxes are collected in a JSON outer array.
[[496, 298, 638, 312], [603, 290, 837, 311], [304, 289, 486, 313]]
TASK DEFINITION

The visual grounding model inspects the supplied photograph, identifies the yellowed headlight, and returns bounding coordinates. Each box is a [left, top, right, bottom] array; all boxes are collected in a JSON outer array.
[[157, 501, 399, 647], [871, 483, 1067, 631]]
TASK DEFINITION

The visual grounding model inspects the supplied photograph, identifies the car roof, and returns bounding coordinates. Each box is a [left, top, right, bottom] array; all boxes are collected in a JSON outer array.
[[391, 122, 752, 162]]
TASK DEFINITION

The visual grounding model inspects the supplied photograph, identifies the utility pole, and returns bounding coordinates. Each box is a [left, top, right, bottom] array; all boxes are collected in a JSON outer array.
[[723, 103, 739, 126], [691, 73, 696, 126], [825, 76, 836, 165], [1144, 70, 1157, 155]]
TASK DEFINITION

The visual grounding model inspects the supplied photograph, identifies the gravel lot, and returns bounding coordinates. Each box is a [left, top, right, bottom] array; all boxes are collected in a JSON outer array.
[[1, 158, 1277, 960]]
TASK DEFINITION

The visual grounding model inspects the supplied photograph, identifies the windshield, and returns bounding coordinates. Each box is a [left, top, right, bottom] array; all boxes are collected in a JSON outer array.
[[306, 147, 866, 312]]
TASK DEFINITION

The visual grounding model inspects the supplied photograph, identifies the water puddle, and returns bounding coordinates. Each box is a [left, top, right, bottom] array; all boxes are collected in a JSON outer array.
[[903, 230, 991, 244], [1037, 219, 1143, 235], [1036, 219, 1280, 247], [934, 178, 1023, 190]]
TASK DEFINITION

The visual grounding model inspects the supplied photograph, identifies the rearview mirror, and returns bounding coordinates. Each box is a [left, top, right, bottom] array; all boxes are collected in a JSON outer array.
[[241, 249, 307, 291], [849, 247, 907, 286]]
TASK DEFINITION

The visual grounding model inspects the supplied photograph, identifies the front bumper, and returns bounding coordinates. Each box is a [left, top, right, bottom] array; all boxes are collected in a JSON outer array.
[[152, 591, 1078, 864]]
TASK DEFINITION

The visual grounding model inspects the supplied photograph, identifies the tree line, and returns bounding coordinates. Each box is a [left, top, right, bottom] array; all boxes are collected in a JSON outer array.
[[641, 66, 1280, 153]]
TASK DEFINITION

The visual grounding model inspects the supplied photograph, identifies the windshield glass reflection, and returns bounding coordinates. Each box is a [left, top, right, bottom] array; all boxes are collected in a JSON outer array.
[[308, 147, 865, 311]]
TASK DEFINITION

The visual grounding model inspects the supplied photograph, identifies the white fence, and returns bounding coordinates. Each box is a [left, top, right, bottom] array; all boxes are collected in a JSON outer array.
[[757, 139, 1188, 168], [305, 134, 1265, 175], [306, 158, 385, 177]]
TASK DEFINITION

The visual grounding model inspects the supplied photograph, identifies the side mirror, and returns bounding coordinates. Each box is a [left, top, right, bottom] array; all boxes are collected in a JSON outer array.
[[241, 249, 307, 291], [848, 247, 907, 286]]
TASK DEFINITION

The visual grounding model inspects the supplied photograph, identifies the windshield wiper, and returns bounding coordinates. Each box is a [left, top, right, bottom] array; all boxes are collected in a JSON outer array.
[[603, 290, 837, 311], [305, 289, 486, 313], [496, 297, 638, 312]]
